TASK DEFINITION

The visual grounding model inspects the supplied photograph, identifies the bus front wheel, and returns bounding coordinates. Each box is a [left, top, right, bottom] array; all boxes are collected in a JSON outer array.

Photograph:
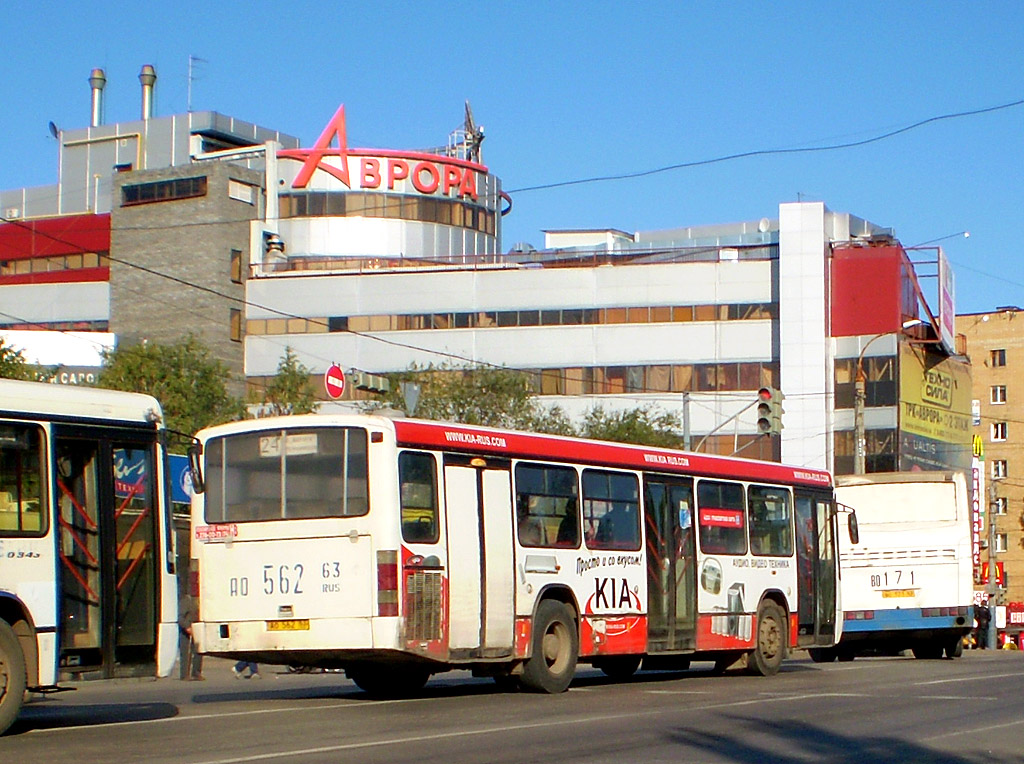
[[0, 620, 27, 735], [749, 601, 787, 676], [520, 600, 578, 693]]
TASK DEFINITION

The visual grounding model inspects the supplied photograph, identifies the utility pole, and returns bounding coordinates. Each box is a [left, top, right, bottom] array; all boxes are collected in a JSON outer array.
[[682, 392, 691, 451]]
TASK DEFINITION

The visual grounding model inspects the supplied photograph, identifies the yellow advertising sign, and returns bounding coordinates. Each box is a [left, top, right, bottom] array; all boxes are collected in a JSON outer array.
[[900, 346, 972, 444]]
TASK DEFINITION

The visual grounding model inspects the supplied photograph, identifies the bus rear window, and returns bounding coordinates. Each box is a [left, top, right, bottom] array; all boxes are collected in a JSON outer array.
[[204, 427, 368, 522]]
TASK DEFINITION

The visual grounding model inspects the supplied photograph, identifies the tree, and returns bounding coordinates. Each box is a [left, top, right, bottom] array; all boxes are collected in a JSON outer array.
[[0, 338, 31, 380], [0, 338, 58, 382], [579, 406, 683, 448], [377, 364, 681, 448], [97, 335, 244, 444], [252, 347, 317, 416], [382, 364, 542, 430]]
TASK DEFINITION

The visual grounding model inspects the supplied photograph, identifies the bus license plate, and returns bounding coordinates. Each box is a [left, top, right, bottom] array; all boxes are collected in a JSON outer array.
[[266, 619, 310, 631], [881, 589, 915, 598]]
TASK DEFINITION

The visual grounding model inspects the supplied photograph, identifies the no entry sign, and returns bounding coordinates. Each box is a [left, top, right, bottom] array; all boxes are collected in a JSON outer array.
[[324, 364, 346, 399]]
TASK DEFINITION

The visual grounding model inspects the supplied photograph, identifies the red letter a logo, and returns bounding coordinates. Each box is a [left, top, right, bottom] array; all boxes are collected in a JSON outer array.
[[286, 104, 352, 189]]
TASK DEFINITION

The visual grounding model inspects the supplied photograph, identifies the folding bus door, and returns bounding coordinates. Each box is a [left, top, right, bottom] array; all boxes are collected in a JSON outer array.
[[794, 489, 837, 645], [643, 475, 696, 652], [54, 427, 159, 678], [444, 456, 514, 659]]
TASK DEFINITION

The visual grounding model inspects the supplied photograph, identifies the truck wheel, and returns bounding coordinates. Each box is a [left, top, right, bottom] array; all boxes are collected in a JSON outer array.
[[748, 601, 787, 676], [0, 620, 27, 736], [520, 600, 578, 693]]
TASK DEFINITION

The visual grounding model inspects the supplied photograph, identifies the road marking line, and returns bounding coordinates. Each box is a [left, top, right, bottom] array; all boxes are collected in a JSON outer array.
[[188, 694, 864, 764], [914, 671, 1024, 686], [923, 718, 1024, 742]]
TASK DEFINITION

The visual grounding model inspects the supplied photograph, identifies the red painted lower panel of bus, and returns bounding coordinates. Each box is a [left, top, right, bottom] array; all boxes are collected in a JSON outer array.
[[695, 612, 756, 650], [580, 614, 648, 656]]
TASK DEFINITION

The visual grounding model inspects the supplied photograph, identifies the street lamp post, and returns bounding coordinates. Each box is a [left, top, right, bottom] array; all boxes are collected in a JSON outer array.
[[853, 319, 923, 475]]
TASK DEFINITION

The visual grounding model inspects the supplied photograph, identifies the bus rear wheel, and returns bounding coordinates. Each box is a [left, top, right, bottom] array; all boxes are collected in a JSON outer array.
[[347, 664, 430, 698], [0, 620, 27, 736], [520, 600, 578, 693], [808, 647, 837, 663], [749, 601, 787, 676], [944, 637, 964, 659], [912, 642, 943, 660]]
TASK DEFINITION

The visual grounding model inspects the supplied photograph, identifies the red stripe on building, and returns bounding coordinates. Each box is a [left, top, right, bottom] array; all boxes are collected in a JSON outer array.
[[0, 214, 111, 260], [0, 267, 109, 285]]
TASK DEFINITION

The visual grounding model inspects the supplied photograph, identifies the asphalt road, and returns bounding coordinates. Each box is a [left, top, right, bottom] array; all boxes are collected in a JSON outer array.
[[4, 651, 1023, 764]]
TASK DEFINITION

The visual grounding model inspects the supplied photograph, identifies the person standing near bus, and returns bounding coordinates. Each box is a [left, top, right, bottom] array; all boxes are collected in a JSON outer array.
[[233, 660, 260, 679], [178, 590, 204, 680]]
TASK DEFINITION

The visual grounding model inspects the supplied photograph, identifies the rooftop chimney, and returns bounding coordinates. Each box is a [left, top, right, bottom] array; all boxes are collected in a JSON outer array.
[[139, 64, 157, 120], [89, 68, 106, 127]]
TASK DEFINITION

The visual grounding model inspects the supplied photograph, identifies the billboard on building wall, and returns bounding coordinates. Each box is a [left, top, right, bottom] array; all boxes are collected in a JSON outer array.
[[898, 344, 972, 473], [937, 249, 957, 356], [971, 435, 985, 584]]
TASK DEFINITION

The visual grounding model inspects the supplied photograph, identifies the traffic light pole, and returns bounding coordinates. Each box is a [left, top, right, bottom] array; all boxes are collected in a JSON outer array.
[[987, 488, 999, 648]]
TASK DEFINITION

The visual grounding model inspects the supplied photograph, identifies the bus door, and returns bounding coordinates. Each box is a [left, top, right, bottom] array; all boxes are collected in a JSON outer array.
[[443, 456, 514, 658], [794, 490, 837, 645], [54, 427, 159, 677], [643, 476, 696, 651]]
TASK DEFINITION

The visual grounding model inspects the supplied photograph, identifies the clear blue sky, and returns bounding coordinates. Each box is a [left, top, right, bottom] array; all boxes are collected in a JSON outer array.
[[2, 1, 1021, 314]]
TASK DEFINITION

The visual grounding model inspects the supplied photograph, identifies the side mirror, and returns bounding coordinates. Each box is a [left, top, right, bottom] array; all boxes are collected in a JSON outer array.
[[187, 443, 205, 495], [847, 512, 860, 545]]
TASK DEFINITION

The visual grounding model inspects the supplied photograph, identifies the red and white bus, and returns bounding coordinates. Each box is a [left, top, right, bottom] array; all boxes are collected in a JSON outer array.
[[188, 413, 844, 694]]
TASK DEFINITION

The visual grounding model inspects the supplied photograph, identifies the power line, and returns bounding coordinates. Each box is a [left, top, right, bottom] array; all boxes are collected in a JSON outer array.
[[506, 98, 1024, 194]]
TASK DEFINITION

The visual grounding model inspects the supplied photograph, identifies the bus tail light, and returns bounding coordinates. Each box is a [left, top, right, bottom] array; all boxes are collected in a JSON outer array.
[[377, 550, 399, 616], [189, 559, 200, 597]]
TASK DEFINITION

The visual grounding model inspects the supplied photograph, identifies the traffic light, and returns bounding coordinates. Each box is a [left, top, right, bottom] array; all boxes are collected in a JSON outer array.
[[352, 372, 390, 394], [756, 387, 785, 435]]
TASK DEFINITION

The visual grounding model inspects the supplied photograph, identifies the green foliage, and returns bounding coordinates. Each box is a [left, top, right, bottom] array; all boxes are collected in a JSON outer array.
[[0, 338, 59, 382], [97, 335, 244, 443], [579, 406, 683, 448], [252, 347, 317, 417], [378, 363, 681, 448], [0, 338, 32, 380], [383, 364, 539, 429]]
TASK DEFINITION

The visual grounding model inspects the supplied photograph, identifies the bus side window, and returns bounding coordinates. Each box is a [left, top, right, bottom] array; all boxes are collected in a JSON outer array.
[[514, 463, 579, 548], [399, 451, 439, 543], [748, 485, 793, 556], [0, 424, 47, 536], [583, 469, 641, 551], [696, 479, 746, 555]]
